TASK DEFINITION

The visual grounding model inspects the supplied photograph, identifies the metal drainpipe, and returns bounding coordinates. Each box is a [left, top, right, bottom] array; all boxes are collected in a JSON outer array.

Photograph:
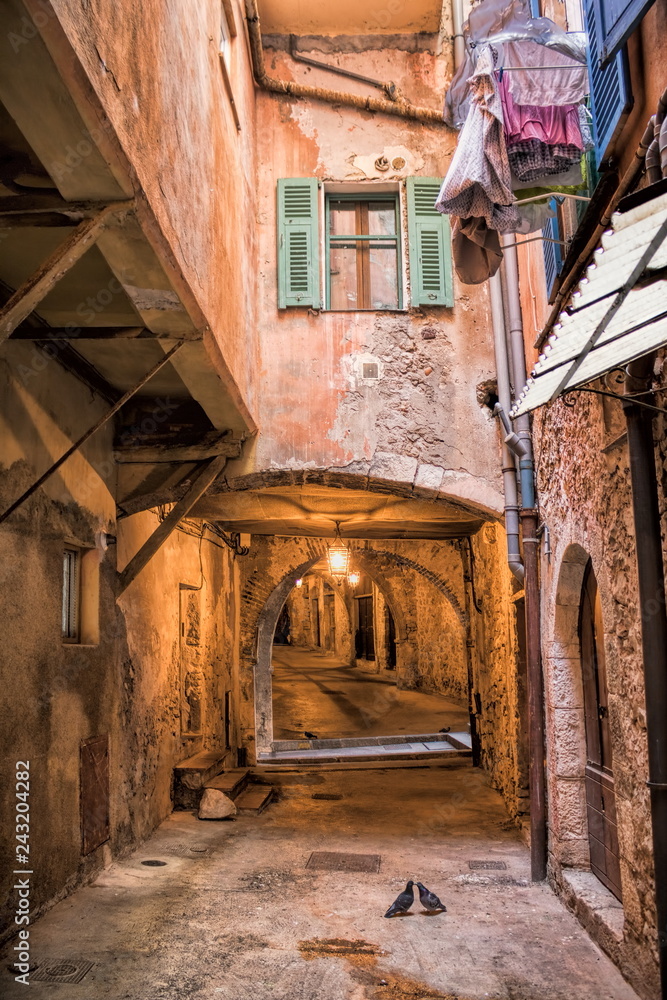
[[490, 273, 524, 583], [244, 0, 448, 126], [623, 353, 667, 998], [501, 234, 547, 883]]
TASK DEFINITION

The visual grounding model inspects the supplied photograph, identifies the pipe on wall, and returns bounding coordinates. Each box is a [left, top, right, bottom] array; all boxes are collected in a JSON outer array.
[[623, 353, 667, 999], [499, 234, 546, 883], [490, 274, 524, 583], [244, 0, 448, 126]]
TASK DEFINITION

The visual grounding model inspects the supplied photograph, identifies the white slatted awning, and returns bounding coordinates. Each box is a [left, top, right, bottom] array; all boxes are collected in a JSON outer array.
[[511, 190, 667, 418]]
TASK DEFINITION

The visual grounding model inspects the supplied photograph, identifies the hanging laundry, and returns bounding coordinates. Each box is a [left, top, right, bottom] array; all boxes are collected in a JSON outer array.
[[451, 216, 503, 285], [501, 39, 589, 107], [436, 46, 520, 233], [498, 73, 583, 183]]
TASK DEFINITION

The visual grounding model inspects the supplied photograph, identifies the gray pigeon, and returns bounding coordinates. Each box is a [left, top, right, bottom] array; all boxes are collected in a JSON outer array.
[[304, 731, 318, 739], [384, 880, 415, 917], [416, 881, 446, 912], [438, 727, 451, 733]]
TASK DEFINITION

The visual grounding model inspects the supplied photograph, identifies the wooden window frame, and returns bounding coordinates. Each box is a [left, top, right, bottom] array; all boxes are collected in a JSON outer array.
[[325, 192, 402, 311]]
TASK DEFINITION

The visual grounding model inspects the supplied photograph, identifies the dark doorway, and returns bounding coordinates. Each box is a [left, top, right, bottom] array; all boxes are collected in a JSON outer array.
[[324, 592, 335, 651], [312, 597, 321, 647], [355, 594, 375, 661], [224, 690, 232, 749], [385, 605, 397, 669], [579, 561, 622, 901], [274, 604, 291, 645]]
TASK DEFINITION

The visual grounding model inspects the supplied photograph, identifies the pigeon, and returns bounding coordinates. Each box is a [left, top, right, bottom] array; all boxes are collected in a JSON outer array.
[[416, 881, 446, 912], [384, 880, 415, 917], [438, 727, 451, 733], [304, 731, 319, 739]]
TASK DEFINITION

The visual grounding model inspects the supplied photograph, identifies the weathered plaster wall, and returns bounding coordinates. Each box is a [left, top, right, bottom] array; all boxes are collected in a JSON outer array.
[[47, 0, 259, 411], [0, 351, 241, 942], [242, 35, 503, 516]]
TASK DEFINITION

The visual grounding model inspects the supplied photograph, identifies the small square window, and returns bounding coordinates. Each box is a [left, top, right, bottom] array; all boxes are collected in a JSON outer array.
[[326, 195, 402, 310], [62, 548, 80, 643]]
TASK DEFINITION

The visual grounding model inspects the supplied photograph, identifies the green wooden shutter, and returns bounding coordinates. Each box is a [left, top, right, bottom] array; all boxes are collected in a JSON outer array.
[[406, 177, 453, 308], [277, 178, 321, 308]]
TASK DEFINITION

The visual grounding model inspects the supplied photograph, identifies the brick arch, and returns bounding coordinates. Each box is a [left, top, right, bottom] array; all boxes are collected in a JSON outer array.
[[239, 536, 469, 758]]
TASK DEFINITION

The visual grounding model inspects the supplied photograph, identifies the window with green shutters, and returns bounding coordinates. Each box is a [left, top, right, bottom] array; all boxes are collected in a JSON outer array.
[[277, 177, 452, 310], [277, 178, 321, 309], [406, 177, 453, 308]]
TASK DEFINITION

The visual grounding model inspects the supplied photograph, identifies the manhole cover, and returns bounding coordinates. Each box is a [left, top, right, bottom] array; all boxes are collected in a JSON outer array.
[[31, 960, 93, 984], [468, 860, 507, 870], [311, 793, 343, 801], [306, 852, 381, 873], [141, 859, 167, 867]]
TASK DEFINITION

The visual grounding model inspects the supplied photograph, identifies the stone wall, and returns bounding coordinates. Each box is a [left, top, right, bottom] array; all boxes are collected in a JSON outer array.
[[533, 391, 659, 1000]]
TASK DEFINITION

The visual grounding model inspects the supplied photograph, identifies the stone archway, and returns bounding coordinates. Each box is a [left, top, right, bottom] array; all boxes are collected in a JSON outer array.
[[238, 536, 469, 758]]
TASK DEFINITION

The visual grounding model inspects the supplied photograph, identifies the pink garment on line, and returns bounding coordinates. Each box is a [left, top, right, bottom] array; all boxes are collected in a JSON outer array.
[[497, 72, 583, 150]]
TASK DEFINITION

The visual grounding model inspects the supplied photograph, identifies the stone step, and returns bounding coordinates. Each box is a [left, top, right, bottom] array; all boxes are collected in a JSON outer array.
[[204, 768, 250, 800], [173, 750, 230, 810], [234, 784, 275, 815]]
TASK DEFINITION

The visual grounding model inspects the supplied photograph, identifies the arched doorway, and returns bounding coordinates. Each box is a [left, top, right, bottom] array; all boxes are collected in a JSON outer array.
[[579, 560, 622, 901]]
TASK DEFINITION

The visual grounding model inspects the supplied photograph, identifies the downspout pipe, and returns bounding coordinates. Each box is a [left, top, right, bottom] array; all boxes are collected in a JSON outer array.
[[501, 234, 547, 884], [490, 273, 524, 583], [623, 353, 667, 998], [244, 0, 448, 126]]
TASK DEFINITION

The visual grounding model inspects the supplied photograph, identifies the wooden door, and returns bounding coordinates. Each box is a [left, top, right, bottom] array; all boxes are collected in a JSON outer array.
[[579, 562, 622, 900], [311, 598, 321, 646], [355, 595, 375, 660]]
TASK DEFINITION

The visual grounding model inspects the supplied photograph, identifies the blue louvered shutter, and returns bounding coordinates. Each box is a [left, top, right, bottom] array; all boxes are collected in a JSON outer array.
[[407, 177, 453, 307], [593, 0, 656, 67], [584, 0, 633, 167], [542, 199, 563, 301], [277, 178, 321, 308]]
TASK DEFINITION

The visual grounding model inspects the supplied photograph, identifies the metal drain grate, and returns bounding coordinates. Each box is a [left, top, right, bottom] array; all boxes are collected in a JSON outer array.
[[306, 852, 381, 873], [383, 743, 410, 750], [468, 860, 507, 870], [31, 960, 93, 984], [166, 843, 214, 859], [311, 793, 343, 801]]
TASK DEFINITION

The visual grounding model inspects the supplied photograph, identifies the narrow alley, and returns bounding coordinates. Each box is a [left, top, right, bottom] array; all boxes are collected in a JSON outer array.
[[1, 0, 667, 998], [0, 764, 639, 1000], [271, 646, 469, 741]]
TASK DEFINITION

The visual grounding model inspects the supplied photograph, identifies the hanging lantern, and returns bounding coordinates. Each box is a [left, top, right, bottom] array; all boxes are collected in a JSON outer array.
[[327, 521, 350, 579], [347, 571, 360, 586]]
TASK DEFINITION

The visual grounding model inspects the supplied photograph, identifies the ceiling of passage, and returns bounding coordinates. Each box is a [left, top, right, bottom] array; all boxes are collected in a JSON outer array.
[[191, 484, 486, 538], [256, 0, 444, 34]]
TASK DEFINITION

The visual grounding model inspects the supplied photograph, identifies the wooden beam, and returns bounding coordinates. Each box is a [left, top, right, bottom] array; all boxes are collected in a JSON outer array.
[[0, 343, 183, 527], [115, 432, 241, 464], [0, 202, 132, 344], [0, 194, 102, 216], [117, 455, 228, 595], [11, 326, 149, 341]]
